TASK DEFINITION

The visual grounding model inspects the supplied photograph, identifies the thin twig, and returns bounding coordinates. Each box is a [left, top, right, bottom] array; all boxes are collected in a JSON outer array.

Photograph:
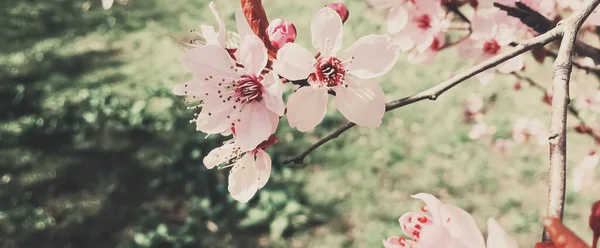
[[283, 26, 563, 164], [542, 0, 600, 241]]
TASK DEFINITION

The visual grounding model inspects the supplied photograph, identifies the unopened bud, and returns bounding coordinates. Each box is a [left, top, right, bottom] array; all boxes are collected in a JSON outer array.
[[325, 3, 349, 23], [266, 18, 296, 51]]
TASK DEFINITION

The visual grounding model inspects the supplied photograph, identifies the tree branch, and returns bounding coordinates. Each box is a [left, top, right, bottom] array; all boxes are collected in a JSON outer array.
[[283, 26, 563, 164], [542, 0, 600, 241], [495, 1, 600, 64]]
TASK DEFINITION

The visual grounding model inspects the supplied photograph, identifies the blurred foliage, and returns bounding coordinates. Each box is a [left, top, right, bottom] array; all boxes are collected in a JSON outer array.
[[1, 0, 600, 247], [0, 0, 336, 247]]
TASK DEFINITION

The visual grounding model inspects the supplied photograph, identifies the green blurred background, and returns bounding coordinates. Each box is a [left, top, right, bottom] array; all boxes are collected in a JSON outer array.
[[1, 0, 599, 247]]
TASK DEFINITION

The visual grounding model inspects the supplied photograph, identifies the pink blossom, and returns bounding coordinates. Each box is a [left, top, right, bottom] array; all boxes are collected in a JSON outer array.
[[326, 2, 350, 23], [383, 193, 518, 248], [203, 137, 276, 203], [571, 151, 600, 192], [512, 117, 546, 146], [266, 18, 297, 51], [407, 32, 445, 65], [394, 0, 448, 52], [273, 7, 398, 131], [173, 35, 284, 151], [456, 8, 523, 84]]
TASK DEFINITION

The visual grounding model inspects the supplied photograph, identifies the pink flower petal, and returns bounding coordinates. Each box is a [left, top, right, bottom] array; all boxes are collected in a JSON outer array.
[[181, 45, 237, 79], [235, 102, 273, 152], [387, 5, 409, 34], [341, 35, 398, 79], [254, 149, 272, 189], [172, 80, 204, 96], [273, 43, 315, 80], [239, 35, 268, 76], [203, 142, 235, 169], [261, 72, 285, 116], [441, 204, 486, 248], [196, 107, 235, 134], [228, 154, 259, 203], [398, 212, 433, 238], [311, 7, 343, 57], [411, 193, 443, 222], [333, 78, 385, 127], [487, 218, 518, 248], [287, 86, 329, 132]]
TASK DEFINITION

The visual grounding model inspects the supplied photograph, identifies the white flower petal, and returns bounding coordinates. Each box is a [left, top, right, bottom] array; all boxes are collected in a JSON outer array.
[[182, 45, 237, 79], [487, 218, 518, 248], [261, 72, 285, 116], [208, 1, 227, 47], [334, 78, 385, 127], [239, 35, 268, 76], [387, 5, 409, 34], [341, 35, 398, 79], [311, 7, 343, 56], [286, 87, 329, 132], [236, 9, 253, 38], [254, 149, 272, 189], [441, 204, 486, 248], [228, 154, 259, 203], [273, 43, 315, 81], [172, 80, 204, 96], [235, 102, 272, 152], [203, 142, 235, 169]]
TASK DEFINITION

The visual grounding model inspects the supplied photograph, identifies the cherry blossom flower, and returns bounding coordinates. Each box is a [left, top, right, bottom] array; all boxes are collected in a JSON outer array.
[[571, 151, 600, 192], [512, 117, 546, 146], [273, 7, 398, 131], [173, 34, 284, 151], [383, 193, 518, 248], [203, 136, 277, 203], [407, 32, 445, 65], [395, 0, 449, 52], [266, 18, 297, 51], [457, 8, 523, 84]]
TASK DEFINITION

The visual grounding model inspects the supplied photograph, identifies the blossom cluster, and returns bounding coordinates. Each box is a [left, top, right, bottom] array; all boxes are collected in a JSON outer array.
[[173, 1, 398, 202]]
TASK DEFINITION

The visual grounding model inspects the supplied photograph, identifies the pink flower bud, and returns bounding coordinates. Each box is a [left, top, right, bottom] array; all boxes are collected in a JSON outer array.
[[266, 18, 296, 51], [325, 3, 349, 23]]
